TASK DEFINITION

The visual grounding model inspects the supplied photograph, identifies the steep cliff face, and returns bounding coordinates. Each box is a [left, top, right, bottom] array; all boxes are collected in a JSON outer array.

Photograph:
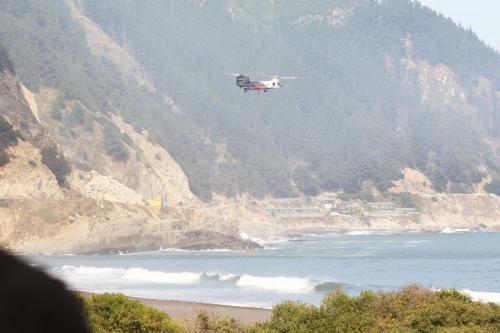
[[33, 88, 195, 207], [0, 72, 43, 144], [0, 64, 250, 254], [0, 141, 63, 199], [110, 115, 196, 206]]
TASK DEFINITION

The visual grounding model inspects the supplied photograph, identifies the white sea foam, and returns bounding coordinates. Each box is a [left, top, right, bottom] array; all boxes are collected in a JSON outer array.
[[304, 232, 340, 238], [56, 266, 202, 285], [204, 272, 239, 281], [440, 228, 471, 234], [53, 266, 336, 294], [158, 248, 234, 253], [58, 265, 125, 279], [121, 268, 201, 284], [344, 230, 390, 236], [219, 302, 273, 309], [461, 289, 500, 304], [236, 275, 317, 293], [250, 236, 293, 248]]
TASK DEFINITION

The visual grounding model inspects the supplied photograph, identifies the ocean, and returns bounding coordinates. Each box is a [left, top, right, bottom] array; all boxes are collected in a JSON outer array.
[[29, 230, 500, 308]]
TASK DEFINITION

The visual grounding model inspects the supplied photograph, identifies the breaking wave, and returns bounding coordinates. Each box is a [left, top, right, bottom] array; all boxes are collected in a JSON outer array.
[[440, 228, 472, 234], [121, 268, 200, 284], [461, 289, 500, 304], [344, 230, 392, 236], [53, 266, 338, 294], [236, 275, 317, 293]]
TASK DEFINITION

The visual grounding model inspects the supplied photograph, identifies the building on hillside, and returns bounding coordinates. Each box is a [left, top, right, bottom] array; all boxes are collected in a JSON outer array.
[[318, 192, 339, 209]]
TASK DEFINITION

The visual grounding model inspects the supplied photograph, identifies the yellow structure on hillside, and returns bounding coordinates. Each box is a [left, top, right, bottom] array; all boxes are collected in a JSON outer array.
[[148, 199, 162, 207]]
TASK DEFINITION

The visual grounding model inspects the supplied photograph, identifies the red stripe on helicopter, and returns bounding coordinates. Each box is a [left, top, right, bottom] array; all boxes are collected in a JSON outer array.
[[255, 82, 266, 89]]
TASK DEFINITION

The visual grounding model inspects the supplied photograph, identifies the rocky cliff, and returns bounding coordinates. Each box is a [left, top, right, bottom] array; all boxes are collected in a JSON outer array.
[[0, 65, 255, 254]]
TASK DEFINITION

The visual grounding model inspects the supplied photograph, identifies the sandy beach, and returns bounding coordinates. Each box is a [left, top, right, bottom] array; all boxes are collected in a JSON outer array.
[[79, 292, 272, 323]]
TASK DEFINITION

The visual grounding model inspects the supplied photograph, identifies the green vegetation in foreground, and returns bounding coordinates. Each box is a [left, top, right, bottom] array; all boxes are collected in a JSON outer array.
[[84, 293, 180, 333], [83, 286, 500, 333]]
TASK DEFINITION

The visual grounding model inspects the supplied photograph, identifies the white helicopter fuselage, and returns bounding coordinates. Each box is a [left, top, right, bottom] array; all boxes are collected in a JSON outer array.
[[260, 78, 281, 89]]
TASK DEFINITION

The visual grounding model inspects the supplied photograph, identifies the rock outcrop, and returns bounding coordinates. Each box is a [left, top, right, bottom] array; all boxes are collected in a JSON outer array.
[[0, 141, 64, 199], [110, 115, 196, 207], [67, 170, 146, 205], [0, 72, 43, 143], [389, 168, 434, 194], [0, 66, 248, 255]]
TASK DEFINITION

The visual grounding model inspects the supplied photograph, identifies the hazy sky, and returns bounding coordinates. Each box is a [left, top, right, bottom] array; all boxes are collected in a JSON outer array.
[[418, 0, 500, 52]]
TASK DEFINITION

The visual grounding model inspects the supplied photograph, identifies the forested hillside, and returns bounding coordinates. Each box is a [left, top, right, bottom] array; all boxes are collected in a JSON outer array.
[[1, 0, 500, 199]]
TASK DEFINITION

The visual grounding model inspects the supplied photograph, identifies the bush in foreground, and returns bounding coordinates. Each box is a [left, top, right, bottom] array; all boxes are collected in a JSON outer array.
[[258, 286, 500, 333], [84, 293, 180, 333], [83, 287, 500, 333]]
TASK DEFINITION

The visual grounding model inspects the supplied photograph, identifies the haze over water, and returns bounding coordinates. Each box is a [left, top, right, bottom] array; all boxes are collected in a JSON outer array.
[[31, 232, 500, 308]]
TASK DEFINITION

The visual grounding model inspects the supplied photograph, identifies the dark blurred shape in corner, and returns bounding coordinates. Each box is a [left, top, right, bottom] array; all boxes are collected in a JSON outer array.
[[0, 248, 90, 333]]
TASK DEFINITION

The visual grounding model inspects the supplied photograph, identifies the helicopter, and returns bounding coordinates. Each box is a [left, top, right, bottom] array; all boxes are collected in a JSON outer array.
[[225, 73, 297, 92]]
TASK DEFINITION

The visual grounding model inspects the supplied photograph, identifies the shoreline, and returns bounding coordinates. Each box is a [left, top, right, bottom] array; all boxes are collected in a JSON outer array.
[[25, 228, 500, 256], [78, 291, 272, 323]]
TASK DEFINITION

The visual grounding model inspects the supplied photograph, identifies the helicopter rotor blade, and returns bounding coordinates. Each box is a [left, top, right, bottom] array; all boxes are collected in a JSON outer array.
[[260, 74, 298, 79], [225, 73, 247, 77]]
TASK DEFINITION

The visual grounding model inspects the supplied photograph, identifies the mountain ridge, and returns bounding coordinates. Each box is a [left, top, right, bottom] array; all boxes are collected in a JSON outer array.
[[79, 0, 500, 198], [1, 0, 500, 201]]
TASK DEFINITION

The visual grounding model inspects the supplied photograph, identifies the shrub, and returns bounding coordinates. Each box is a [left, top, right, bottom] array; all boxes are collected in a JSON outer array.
[[485, 179, 500, 196], [41, 144, 71, 186], [100, 118, 130, 162], [264, 301, 323, 333], [320, 289, 377, 332], [0, 148, 9, 166], [257, 286, 500, 333], [104, 129, 130, 162], [0, 44, 15, 74], [64, 102, 95, 132], [84, 293, 179, 333], [50, 95, 66, 121], [386, 192, 421, 209], [184, 311, 250, 333], [51, 108, 63, 121], [292, 167, 320, 196], [0, 116, 18, 148], [0, 115, 19, 167], [449, 182, 470, 194]]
